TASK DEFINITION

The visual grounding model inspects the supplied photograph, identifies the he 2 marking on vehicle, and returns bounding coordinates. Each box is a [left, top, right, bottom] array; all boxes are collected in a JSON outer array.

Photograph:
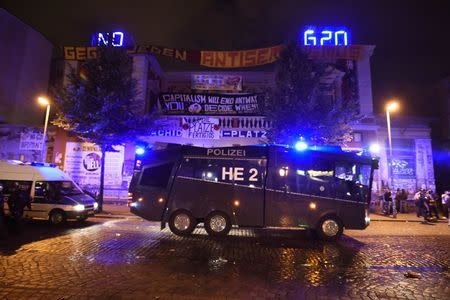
[[222, 167, 259, 182]]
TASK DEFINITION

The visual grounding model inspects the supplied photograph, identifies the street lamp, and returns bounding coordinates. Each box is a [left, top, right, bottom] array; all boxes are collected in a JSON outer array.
[[386, 101, 399, 161], [37, 96, 51, 162], [386, 100, 399, 217]]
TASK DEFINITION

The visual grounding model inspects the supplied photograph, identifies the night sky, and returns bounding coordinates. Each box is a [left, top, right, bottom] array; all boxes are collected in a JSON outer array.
[[2, 0, 449, 117]]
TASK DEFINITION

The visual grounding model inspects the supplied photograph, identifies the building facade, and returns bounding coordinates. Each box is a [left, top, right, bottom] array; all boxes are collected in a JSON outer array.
[[0, 8, 53, 125], [53, 39, 435, 199], [432, 77, 450, 194]]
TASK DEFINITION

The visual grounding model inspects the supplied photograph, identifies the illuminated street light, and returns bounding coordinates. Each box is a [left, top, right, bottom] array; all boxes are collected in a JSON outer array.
[[386, 100, 400, 160], [386, 101, 399, 112], [38, 96, 50, 106], [37, 96, 51, 162], [369, 143, 380, 154], [386, 100, 399, 217]]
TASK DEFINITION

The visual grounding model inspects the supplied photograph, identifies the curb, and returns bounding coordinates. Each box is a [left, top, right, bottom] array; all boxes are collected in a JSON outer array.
[[371, 219, 448, 223], [372, 219, 425, 223], [94, 215, 128, 219]]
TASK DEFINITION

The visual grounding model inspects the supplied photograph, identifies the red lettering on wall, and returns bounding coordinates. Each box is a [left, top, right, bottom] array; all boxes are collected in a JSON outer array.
[[243, 50, 256, 66], [215, 52, 227, 67], [201, 52, 215, 66]]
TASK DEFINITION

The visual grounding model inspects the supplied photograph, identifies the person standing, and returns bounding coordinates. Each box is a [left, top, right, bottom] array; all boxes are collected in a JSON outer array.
[[384, 187, 393, 216], [400, 189, 408, 213], [0, 183, 6, 239], [0, 183, 4, 220], [414, 189, 421, 217], [420, 190, 430, 222], [426, 190, 439, 221], [7, 182, 22, 220], [414, 189, 429, 222], [395, 188, 402, 214], [441, 191, 449, 224]]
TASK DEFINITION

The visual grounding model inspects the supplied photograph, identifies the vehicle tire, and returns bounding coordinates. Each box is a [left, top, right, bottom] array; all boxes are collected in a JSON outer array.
[[168, 209, 196, 236], [316, 215, 343, 241], [49, 210, 66, 225], [204, 211, 231, 237]]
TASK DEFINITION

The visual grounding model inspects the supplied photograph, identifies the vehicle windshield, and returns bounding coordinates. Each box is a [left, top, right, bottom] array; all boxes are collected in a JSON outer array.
[[35, 181, 83, 199]]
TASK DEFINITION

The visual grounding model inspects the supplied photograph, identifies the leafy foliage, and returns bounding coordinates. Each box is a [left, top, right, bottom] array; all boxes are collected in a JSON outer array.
[[53, 47, 152, 210], [53, 47, 150, 150], [265, 41, 360, 146]]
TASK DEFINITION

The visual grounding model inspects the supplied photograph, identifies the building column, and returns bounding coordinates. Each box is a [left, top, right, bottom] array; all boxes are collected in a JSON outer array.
[[415, 138, 436, 190], [356, 45, 375, 116], [131, 54, 149, 115]]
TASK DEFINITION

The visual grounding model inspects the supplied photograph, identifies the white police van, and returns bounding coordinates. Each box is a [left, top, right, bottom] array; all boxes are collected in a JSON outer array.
[[0, 160, 98, 224]]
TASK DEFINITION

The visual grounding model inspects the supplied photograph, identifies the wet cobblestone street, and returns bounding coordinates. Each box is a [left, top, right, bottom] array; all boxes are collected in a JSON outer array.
[[0, 217, 449, 299]]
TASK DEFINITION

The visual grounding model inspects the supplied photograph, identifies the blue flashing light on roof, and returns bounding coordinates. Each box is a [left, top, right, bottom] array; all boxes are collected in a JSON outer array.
[[310, 145, 342, 153], [135, 147, 145, 156], [31, 162, 57, 168], [294, 141, 308, 151]]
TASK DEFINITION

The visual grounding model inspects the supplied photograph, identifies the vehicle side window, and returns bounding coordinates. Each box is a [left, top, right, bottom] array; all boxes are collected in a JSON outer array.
[[178, 158, 233, 184], [2, 180, 32, 202], [140, 163, 174, 188], [271, 153, 334, 197], [334, 162, 367, 201], [34, 181, 59, 203], [34, 181, 45, 198], [358, 164, 372, 186], [8, 181, 32, 194], [304, 159, 334, 197]]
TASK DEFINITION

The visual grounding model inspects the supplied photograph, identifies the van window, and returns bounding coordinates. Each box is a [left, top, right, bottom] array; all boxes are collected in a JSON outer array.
[[1, 180, 32, 195], [140, 163, 174, 188], [35, 181, 82, 202]]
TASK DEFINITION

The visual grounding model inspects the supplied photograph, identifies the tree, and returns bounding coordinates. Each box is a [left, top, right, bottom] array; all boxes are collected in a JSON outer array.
[[53, 47, 150, 211], [265, 41, 360, 146]]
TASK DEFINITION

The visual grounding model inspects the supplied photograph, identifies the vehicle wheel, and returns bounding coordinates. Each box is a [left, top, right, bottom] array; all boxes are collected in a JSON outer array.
[[204, 211, 231, 237], [316, 215, 343, 241], [49, 210, 66, 225], [168, 210, 196, 236]]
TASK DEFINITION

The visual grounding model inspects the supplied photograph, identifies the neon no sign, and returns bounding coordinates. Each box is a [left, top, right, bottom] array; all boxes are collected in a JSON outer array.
[[92, 32, 125, 47], [302, 27, 350, 46]]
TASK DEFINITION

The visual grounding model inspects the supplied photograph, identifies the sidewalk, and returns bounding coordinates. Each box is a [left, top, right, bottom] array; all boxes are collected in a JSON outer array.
[[370, 212, 448, 223], [95, 203, 448, 224], [95, 203, 132, 219]]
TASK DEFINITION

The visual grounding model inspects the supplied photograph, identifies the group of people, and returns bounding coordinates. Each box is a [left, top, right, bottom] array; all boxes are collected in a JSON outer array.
[[383, 187, 408, 216], [383, 186, 450, 224], [0, 182, 32, 231], [413, 189, 441, 222]]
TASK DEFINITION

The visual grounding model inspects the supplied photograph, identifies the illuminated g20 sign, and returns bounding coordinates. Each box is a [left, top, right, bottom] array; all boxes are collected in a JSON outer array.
[[91, 31, 125, 47], [302, 27, 351, 46]]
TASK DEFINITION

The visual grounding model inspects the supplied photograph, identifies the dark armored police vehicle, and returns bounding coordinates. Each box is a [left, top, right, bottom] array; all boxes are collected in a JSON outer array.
[[129, 144, 378, 240]]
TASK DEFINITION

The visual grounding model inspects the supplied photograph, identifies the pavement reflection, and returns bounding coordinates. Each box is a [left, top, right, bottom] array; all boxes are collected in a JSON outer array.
[[0, 218, 449, 299]]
